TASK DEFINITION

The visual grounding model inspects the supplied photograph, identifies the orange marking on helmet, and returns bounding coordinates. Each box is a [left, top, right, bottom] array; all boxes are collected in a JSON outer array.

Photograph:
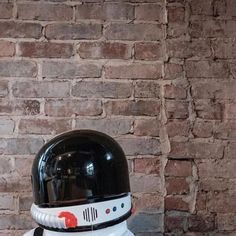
[[59, 211, 78, 228]]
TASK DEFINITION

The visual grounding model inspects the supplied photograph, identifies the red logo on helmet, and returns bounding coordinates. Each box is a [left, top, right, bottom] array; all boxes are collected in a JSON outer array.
[[59, 211, 78, 228]]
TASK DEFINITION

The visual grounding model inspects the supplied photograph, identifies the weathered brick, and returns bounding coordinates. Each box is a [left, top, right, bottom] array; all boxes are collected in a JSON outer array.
[[165, 213, 187, 232], [164, 63, 183, 80], [225, 103, 236, 120], [197, 159, 236, 178], [75, 118, 132, 136], [165, 196, 189, 211], [135, 4, 163, 21], [117, 137, 161, 155], [215, 122, 236, 140], [0, 157, 13, 175], [0, 3, 13, 19], [42, 61, 101, 78], [0, 81, 8, 98], [45, 23, 102, 40], [15, 157, 34, 177], [19, 42, 73, 58], [217, 213, 236, 231], [0, 41, 15, 57], [0, 99, 40, 116], [195, 100, 223, 120], [0, 22, 42, 39], [135, 81, 160, 98], [45, 99, 102, 117], [167, 39, 211, 59], [168, 7, 185, 23], [19, 195, 33, 212], [164, 84, 187, 99], [0, 118, 14, 135], [186, 61, 229, 78], [17, 3, 73, 21], [76, 3, 134, 20], [105, 24, 163, 41], [134, 42, 164, 61], [105, 63, 162, 79], [0, 138, 43, 155], [193, 120, 213, 138], [0, 60, 37, 77], [225, 0, 236, 17], [169, 141, 224, 159], [166, 177, 189, 195], [165, 160, 192, 177], [134, 118, 160, 136], [72, 81, 132, 98], [12, 81, 70, 98], [188, 214, 215, 232], [130, 174, 161, 193], [166, 120, 190, 137], [78, 42, 131, 59], [166, 101, 189, 119], [134, 158, 160, 175], [212, 39, 236, 59], [0, 194, 15, 211], [189, 0, 213, 15], [167, 22, 188, 38], [19, 119, 72, 135], [105, 100, 161, 116]]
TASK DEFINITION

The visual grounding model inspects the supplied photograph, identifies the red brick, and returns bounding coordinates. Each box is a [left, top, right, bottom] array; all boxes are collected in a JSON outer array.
[[197, 159, 236, 178], [72, 81, 132, 99], [169, 141, 224, 159], [78, 42, 131, 59], [12, 81, 70, 98], [105, 23, 163, 41], [0, 41, 15, 57], [225, 103, 236, 120], [193, 120, 213, 138], [105, 100, 161, 116], [167, 120, 190, 137], [189, 0, 213, 15], [198, 178, 232, 192], [42, 61, 101, 78], [134, 118, 160, 136], [168, 7, 185, 23], [0, 118, 14, 135], [225, 0, 236, 17], [135, 81, 160, 98], [75, 118, 132, 136], [217, 213, 236, 231], [0, 81, 8, 98], [195, 100, 223, 120], [134, 42, 164, 61], [19, 42, 73, 58], [117, 137, 161, 155], [0, 22, 42, 39], [165, 196, 189, 211], [212, 39, 236, 59], [45, 99, 102, 117], [45, 23, 102, 40], [167, 39, 211, 59], [166, 177, 189, 195], [15, 157, 34, 177], [76, 3, 134, 20], [188, 214, 215, 232], [165, 214, 187, 232], [165, 160, 192, 177], [186, 61, 229, 78], [105, 63, 162, 79], [0, 99, 40, 116], [19, 119, 72, 135], [215, 122, 236, 140], [133, 193, 163, 212], [164, 84, 187, 99], [0, 3, 13, 19], [0, 138, 43, 155], [167, 22, 188, 38], [17, 3, 73, 21], [0, 60, 37, 77], [135, 4, 163, 21], [164, 63, 183, 80], [134, 158, 160, 175], [130, 174, 161, 193], [0, 194, 15, 211], [166, 101, 189, 119], [0, 157, 13, 175]]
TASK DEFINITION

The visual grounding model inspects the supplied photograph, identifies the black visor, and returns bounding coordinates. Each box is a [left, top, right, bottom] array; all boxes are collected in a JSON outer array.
[[32, 130, 130, 208]]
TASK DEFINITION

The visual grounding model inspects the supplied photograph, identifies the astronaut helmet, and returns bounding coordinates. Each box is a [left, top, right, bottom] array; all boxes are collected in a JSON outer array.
[[30, 130, 132, 232]]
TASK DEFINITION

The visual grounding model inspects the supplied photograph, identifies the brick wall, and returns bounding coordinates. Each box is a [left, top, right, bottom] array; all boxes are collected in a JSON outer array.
[[0, 0, 235, 235]]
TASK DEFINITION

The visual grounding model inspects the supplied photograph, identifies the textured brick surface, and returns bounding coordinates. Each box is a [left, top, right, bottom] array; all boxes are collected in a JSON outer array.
[[0, 0, 235, 235]]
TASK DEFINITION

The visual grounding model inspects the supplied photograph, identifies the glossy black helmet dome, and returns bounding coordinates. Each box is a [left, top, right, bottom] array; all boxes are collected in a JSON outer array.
[[32, 130, 130, 208]]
